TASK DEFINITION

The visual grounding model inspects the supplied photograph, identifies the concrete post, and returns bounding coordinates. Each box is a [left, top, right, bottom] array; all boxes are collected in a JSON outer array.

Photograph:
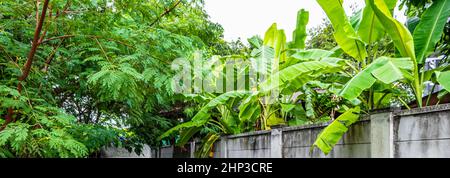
[[219, 137, 228, 158], [270, 128, 283, 158], [370, 112, 394, 158], [189, 141, 195, 158]]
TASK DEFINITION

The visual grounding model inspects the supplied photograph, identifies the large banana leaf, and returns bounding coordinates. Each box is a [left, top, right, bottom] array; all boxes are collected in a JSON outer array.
[[407, 17, 420, 33], [159, 91, 250, 140], [340, 57, 413, 100], [251, 46, 276, 77], [358, 0, 397, 44], [176, 127, 202, 146], [317, 0, 367, 61], [283, 49, 335, 69], [313, 107, 361, 155], [436, 71, 450, 92], [413, 0, 450, 64], [263, 23, 286, 61], [291, 9, 309, 49], [369, 0, 416, 60], [238, 94, 261, 130], [196, 133, 220, 158], [259, 61, 340, 93], [369, 0, 423, 106], [291, 49, 335, 61], [350, 9, 363, 30]]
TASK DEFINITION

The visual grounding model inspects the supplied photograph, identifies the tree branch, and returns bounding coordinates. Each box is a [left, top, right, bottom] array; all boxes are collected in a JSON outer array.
[[149, 0, 182, 27], [2, 0, 50, 132], [39, 35, 75, 44], [19, 0, 50, 82]]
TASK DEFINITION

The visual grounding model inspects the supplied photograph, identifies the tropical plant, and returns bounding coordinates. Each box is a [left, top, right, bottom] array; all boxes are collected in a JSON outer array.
[[161, 8, 357, 157], [312, 0, 450, 154]]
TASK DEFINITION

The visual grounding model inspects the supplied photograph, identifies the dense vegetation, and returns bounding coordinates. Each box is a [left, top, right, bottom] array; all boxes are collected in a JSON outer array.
[[0, 0, 240, 157], [1, 0, 449, 158], [160, 0, 450, 157]]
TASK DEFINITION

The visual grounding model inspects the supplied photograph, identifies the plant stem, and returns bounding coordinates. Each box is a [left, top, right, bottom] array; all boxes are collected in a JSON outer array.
[[425, 84, 436, 106], [398, 97, 411, 110]]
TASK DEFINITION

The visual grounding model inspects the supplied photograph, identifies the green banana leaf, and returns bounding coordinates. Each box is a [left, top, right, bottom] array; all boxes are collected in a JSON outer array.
[[407, 17, 420, 33], [317, 0, 367, 61], [358, 0, 397, 44], [350, 9, 363, 30], [159, 91, 250, 140], [238, 94, 262, 130], [436, 71, 450, 92], [291, 49, 335, 60], [413, 0, 450, 64], [196, 133, 220, 158], [369, 0, 416, 60], [259, 61, 340, 93], [291, 9, 309, 49], [340, 57, 413, 100], [283, 49, 335, 68], [313, 107, 361, 155], [176, 127, 202, 147], [263, 23, 286, 61]]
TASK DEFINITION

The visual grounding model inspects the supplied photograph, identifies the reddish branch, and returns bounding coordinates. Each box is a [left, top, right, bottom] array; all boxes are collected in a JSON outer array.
[[19, 0, 50, 82], [2, 0, 51, 131], [38, 4, 52, 44], [39, 34, 75, 44], [149, 0, 182, 27]]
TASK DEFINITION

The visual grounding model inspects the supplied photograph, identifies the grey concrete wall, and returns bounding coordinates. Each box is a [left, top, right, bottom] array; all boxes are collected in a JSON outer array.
[[101, 145, 152, 158], [282, 119, 371, 158], [159, 145, 174, 158], [102, 104, 449, 158], [394, 104, 450, 158], [208, 104, 450, 158], [212, 131, 272, 158]]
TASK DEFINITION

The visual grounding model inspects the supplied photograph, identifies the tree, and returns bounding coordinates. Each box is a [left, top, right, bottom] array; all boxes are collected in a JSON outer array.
[[0, 0, 232, 157]]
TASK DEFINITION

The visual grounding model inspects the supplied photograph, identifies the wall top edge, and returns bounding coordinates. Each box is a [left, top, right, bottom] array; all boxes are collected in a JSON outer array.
[[394, 103, 450, 117]]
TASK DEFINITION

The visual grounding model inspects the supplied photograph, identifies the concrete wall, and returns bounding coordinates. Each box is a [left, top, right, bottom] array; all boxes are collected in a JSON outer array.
[[101, 145, 177, 158], [206, 104, 450, 158], [217, 131, 272, 158], [101, 145, 152, 158], [102, 104, 450, 158], [159, 145, 174, 158], [394, 104, 450, 158], [282, 119, 371, 158]]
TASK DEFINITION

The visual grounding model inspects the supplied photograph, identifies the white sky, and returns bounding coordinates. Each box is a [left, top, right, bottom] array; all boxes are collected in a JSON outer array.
[[204, 0, 406, 42]]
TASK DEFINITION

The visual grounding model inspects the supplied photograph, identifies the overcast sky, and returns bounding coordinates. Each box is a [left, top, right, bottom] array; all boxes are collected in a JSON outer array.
[[204, 0, 406, 42]]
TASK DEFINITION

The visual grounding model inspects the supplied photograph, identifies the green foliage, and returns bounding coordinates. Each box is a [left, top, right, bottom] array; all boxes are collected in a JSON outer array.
[[412, 0, 450, 64], [436, 71, 450, 92], [313, 107, 360, 155], [160, 91, 251, 140], [339, 57, 414, 101], [2, 0, 449, 158], [371, 0, 416, 60], [0, 0, 235, 157], [317, 0, 367, 61], [290, 9, 309, 49], [358, 0, 397, 44]]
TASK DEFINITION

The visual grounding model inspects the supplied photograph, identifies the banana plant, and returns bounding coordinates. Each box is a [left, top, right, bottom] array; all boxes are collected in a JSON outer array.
[[159, 90, 252, 158], [160, 9, 352, 157], [245, 9, 353, 130], [313, 0, 450, 155]]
